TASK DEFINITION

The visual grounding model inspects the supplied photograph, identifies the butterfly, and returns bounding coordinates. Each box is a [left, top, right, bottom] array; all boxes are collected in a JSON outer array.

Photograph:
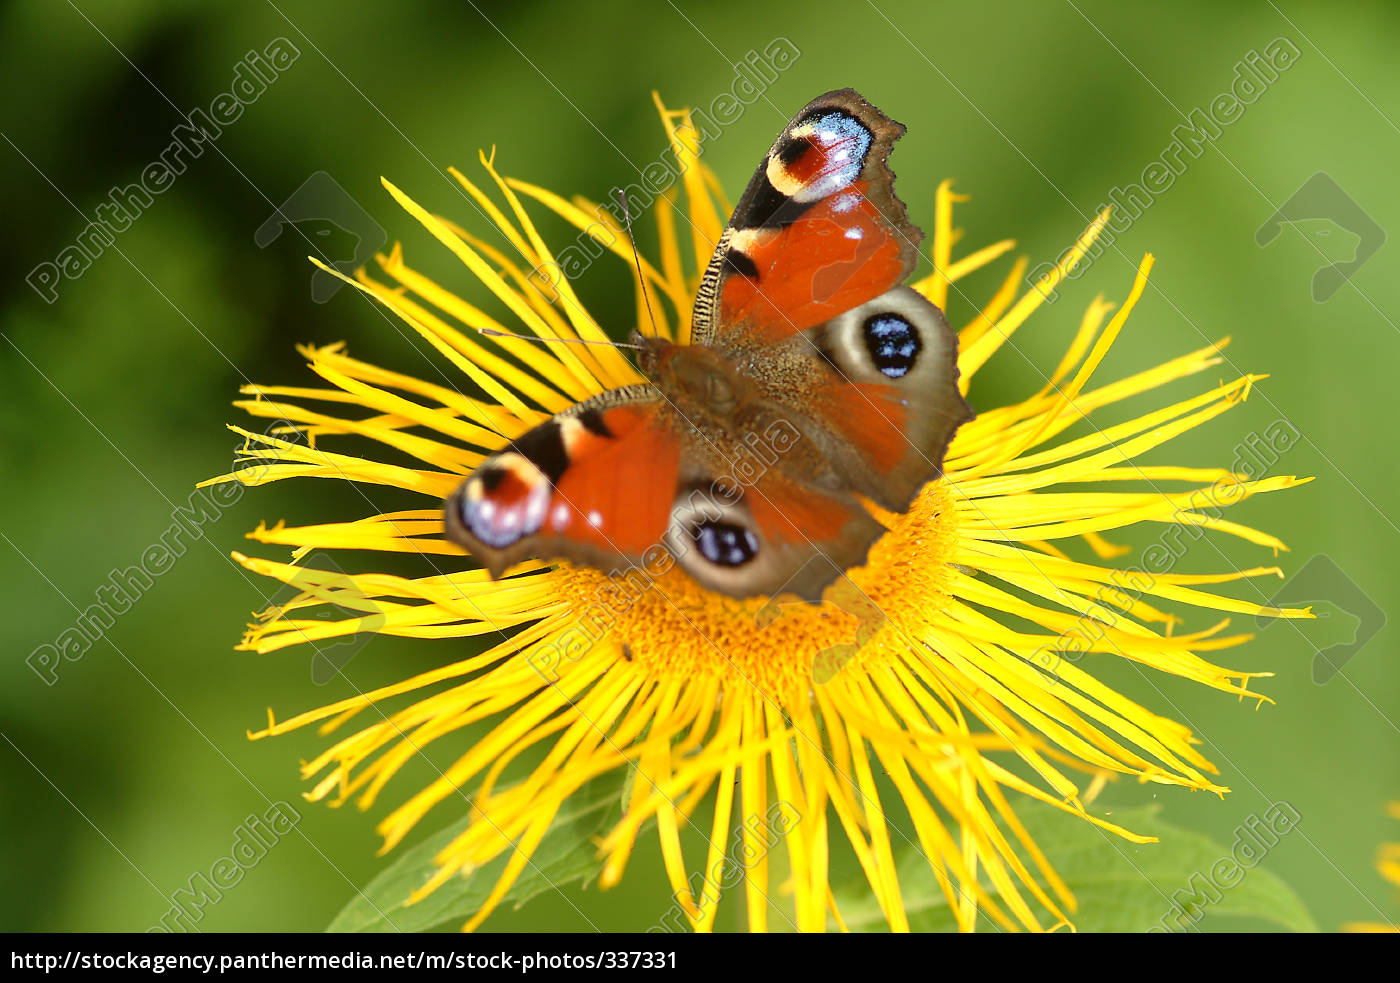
[[445, 89, 973, 601]]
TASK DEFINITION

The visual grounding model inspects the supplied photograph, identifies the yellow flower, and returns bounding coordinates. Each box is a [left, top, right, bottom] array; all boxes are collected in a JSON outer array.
[[208, 95, 1312, 932], [1345, 802, 1400, 932]]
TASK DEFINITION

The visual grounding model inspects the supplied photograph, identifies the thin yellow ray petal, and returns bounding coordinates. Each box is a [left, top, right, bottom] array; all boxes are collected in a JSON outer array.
[[692, 740, 738, 932], [1041, 295, 1115, 397], [458, 810, 556, 932], [948, 238, 1018, 284], [950, 338, 1230, 467], [445, 156, 537, 264], [230, 396, 477, 471], [957, 256, 1028, 357], [739, 696, 769, 933], [317, 260, 539, 422], [925, 179, 969, 310], [652, 93, 724, 292], [960, 475, 1306, 544], [965, 255, 1154, 477], [954, 376, 1261, 495], [294, 342, 519, 434], [699, 161, 733, 221], [763, 703, 815, 931], [1081, 530, 1132, 559], [479, 153, 636, 386], [923, 622, 1224, 787], [843, 715, 909, 932], [958, 208, 1112, 380], [206, 425, 450, 497], [653, 187, 685, 338], [380, 178, 605, 397], [788, 700, 833, 931], [506, 178, 689, 324], [367, 244, 591, 406]]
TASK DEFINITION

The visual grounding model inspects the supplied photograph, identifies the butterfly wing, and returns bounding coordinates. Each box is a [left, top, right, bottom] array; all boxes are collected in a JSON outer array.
[[718, 466, 886, 601], [696, 88, 972, 515], [692, 88, 920, 346], [446, 386, 882, 600], [445, 385, 681, 578], [769, 284, 971, 513]]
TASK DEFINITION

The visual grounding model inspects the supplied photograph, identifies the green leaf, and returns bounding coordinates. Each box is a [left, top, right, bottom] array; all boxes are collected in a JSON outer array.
[[328, 770, 629, 933], [834, 801, 1318, 933]]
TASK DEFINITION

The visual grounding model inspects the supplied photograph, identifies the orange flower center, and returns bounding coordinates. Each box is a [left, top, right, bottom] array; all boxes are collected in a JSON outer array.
[[549, 481, 958, 697]]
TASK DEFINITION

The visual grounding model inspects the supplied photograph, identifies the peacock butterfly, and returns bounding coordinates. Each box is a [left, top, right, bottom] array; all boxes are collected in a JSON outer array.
[[445, 89, 973, 601]]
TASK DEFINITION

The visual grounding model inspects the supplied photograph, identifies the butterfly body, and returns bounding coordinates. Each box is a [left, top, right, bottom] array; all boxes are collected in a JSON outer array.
[[446, 89, 973, 601], [637, 334, 862, 502]]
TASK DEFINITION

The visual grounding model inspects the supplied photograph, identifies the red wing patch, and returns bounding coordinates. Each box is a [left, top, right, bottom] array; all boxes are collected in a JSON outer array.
[[745, 469, 871, 547], [551, 406, 680, 554], [738, 468, 886, 600], [718, 182, 907, 340], [445, 397, 680, 575], [814, 379, 910, 477]]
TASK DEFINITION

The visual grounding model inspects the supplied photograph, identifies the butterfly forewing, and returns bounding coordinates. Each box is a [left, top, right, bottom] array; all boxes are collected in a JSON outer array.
[[692, 88, 922, 347]]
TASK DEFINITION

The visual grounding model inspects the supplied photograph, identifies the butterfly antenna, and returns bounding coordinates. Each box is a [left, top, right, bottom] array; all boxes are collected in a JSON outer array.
[[616, 189, 660, 338]]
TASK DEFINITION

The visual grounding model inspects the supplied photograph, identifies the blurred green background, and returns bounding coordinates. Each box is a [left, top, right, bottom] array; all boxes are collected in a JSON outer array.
[[2, 0, 1398, 932]]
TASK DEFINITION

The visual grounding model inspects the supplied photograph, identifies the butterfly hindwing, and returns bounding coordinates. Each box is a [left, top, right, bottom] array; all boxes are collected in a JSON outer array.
[[776, 284, 972, 512]]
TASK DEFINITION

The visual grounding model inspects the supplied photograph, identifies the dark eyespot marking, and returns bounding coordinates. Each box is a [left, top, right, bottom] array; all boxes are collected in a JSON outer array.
[[742, 175, 809, 230], [459, 487, 529, 548], [785, 110, 872, 196], [576, 407, 613, 438], [507, 421, 569, 484], [737, 108, 875, 235], [456, 460, 551, 549], [478, 466, 509, 493], [691, 520, 760, 567], [777, 125, 816, 167], [724, 249, 760, 280], [862, 313, 922, 379]]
